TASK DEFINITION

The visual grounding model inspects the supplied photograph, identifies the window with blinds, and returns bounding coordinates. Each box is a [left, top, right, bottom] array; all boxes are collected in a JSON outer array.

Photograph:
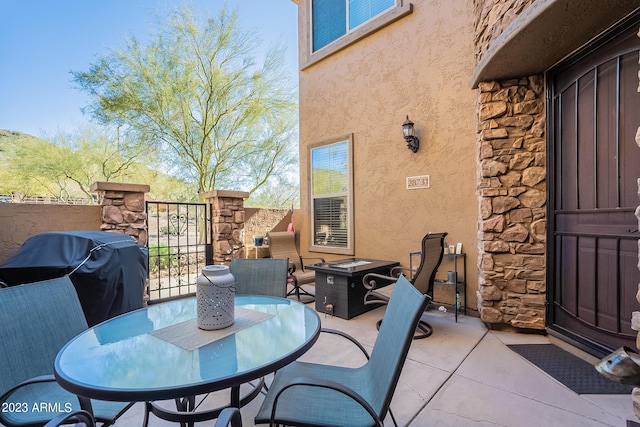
[[312, 0, 395, 51], [309, 136, 354, 255]]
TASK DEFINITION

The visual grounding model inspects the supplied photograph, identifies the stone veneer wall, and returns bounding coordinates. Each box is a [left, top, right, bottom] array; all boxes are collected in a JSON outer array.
[[91, 182, 150, 245], [476, 76, 547, 329], [473, 0, 546, 330], [199, 190, 249, 265], [473, 0, 535, 61]]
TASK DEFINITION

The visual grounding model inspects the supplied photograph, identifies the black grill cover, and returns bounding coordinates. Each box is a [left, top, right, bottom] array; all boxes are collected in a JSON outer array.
[[0, 231, 148, 326]]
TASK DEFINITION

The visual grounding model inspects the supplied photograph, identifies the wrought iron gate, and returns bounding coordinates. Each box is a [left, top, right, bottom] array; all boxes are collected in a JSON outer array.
[[146, 201, 213, 301]]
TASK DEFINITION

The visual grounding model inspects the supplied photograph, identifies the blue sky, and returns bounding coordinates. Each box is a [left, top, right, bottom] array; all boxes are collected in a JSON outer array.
[[0, 0, 299, 138]]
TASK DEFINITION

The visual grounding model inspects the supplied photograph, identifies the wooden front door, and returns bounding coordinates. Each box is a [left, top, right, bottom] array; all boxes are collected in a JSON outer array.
[[548, 18, 640, 356]]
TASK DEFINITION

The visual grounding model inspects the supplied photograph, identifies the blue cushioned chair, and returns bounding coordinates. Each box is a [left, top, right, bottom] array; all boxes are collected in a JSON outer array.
[[214, 408, 243, 427], [255, 275, 430, 427], [43, 410, 95, 427], [0, 276, 132, 427], [231, 258, 288, 297], [44, 408, 241, 427]]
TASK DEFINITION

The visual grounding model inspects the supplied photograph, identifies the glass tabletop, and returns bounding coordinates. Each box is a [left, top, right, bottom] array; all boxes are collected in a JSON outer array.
[[54, 295, 321, 402]]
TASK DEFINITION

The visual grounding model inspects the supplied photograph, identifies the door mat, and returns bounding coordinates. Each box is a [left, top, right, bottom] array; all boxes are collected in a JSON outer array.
[[507, 344, 634, 395]]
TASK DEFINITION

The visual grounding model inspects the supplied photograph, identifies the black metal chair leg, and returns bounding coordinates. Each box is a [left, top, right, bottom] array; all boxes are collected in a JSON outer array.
[[287, 276, 314, 304], [175, 396, 196, 427], [376, 318, 432, 339], [414, 320, 433, 339], [143, 402, 151, 427]]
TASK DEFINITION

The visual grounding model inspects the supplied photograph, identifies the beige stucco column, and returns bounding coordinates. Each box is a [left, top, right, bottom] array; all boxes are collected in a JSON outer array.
[[199, 190, 249, 265], [91, 182, 150, 245]]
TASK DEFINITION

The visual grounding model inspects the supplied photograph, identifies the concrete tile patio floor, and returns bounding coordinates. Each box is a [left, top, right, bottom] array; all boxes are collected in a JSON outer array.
[[114, 304, 636, 427]]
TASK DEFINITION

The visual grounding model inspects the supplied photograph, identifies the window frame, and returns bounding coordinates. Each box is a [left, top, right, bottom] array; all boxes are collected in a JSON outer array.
[[308, 134, 355, 255], [303, 0, 413, 69]]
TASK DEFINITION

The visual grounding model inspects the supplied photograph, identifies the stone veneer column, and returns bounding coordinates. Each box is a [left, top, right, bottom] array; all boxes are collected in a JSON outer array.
[[91, 182, 150, 245], [199, 190, 249, 265], [473, 0, 535, 64], [476, 76, 547, 330]]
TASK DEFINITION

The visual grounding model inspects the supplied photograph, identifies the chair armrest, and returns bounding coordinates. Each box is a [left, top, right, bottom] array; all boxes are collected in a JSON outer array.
[[271, 377, 384, 427], [321, 328, 370, 360], [0, 375, 93, 421], [300, 256, 325, 271], [214, 407, 242, 427], [390, 266, 412, 278], [287, 261, 296, 274], [44, 410, 95, 427], [0, 374, 57, 404], [362, 272, 399, 291]]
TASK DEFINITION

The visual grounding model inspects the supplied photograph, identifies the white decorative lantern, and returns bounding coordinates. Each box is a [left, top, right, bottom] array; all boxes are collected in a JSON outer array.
[[197, 265, 236, 330]]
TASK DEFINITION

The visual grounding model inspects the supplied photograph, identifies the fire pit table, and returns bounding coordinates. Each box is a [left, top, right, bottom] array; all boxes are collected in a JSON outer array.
[[306, 258, 399, 319]]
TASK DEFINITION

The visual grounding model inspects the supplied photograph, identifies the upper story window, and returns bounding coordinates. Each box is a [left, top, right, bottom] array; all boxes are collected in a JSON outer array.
[[312, 0, 396, 52]]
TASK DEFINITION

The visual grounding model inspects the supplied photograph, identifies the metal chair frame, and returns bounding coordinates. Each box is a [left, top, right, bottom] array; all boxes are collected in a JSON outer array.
[[0, 276, 132, 427], [254, 276, 429, 427], [363, 232, 447, 339], [266, 231, 325, 303]]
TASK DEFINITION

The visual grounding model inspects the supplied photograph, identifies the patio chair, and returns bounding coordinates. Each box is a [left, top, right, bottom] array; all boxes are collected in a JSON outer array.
[[0, 276, 133, 427], [144, 259, 288, 427], [266, 231, 325, 303], [254, 275, 430, 427], [231, 258, 288, 298], [44, 410, 95, 427], [363, 232, 447, 339], [45, 408, 241, 427], [214, 408, 243, 427]]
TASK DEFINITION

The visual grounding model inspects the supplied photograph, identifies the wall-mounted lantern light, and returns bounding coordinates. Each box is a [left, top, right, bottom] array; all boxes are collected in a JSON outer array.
[[402, 115, 419, 153]]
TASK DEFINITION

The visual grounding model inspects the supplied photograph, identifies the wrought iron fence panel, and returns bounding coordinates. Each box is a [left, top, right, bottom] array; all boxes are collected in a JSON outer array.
[[146, 201, 213, 301]]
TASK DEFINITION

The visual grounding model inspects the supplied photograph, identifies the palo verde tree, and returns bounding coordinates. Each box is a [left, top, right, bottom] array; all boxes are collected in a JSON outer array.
[[72, 5, 298, 197]]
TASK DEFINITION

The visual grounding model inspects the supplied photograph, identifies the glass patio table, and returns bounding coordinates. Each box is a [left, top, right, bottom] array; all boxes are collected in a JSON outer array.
[[54, 295, 321, 421]]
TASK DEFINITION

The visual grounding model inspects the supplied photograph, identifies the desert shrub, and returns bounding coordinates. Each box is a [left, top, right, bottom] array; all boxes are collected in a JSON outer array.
[[148, 244, 175, 273]]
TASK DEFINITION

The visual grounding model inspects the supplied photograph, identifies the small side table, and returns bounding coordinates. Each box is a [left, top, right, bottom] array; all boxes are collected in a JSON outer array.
[[244, 245, 270, 259], [411, 251, 466, 322]]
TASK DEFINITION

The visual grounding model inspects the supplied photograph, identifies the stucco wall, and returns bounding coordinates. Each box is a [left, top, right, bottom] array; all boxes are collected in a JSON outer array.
[[0, 204, 102, 263], [296, 1, 479, 309]]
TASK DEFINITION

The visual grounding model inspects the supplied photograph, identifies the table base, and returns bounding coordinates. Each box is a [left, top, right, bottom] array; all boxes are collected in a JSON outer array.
[[143, 378, 265, 427]]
